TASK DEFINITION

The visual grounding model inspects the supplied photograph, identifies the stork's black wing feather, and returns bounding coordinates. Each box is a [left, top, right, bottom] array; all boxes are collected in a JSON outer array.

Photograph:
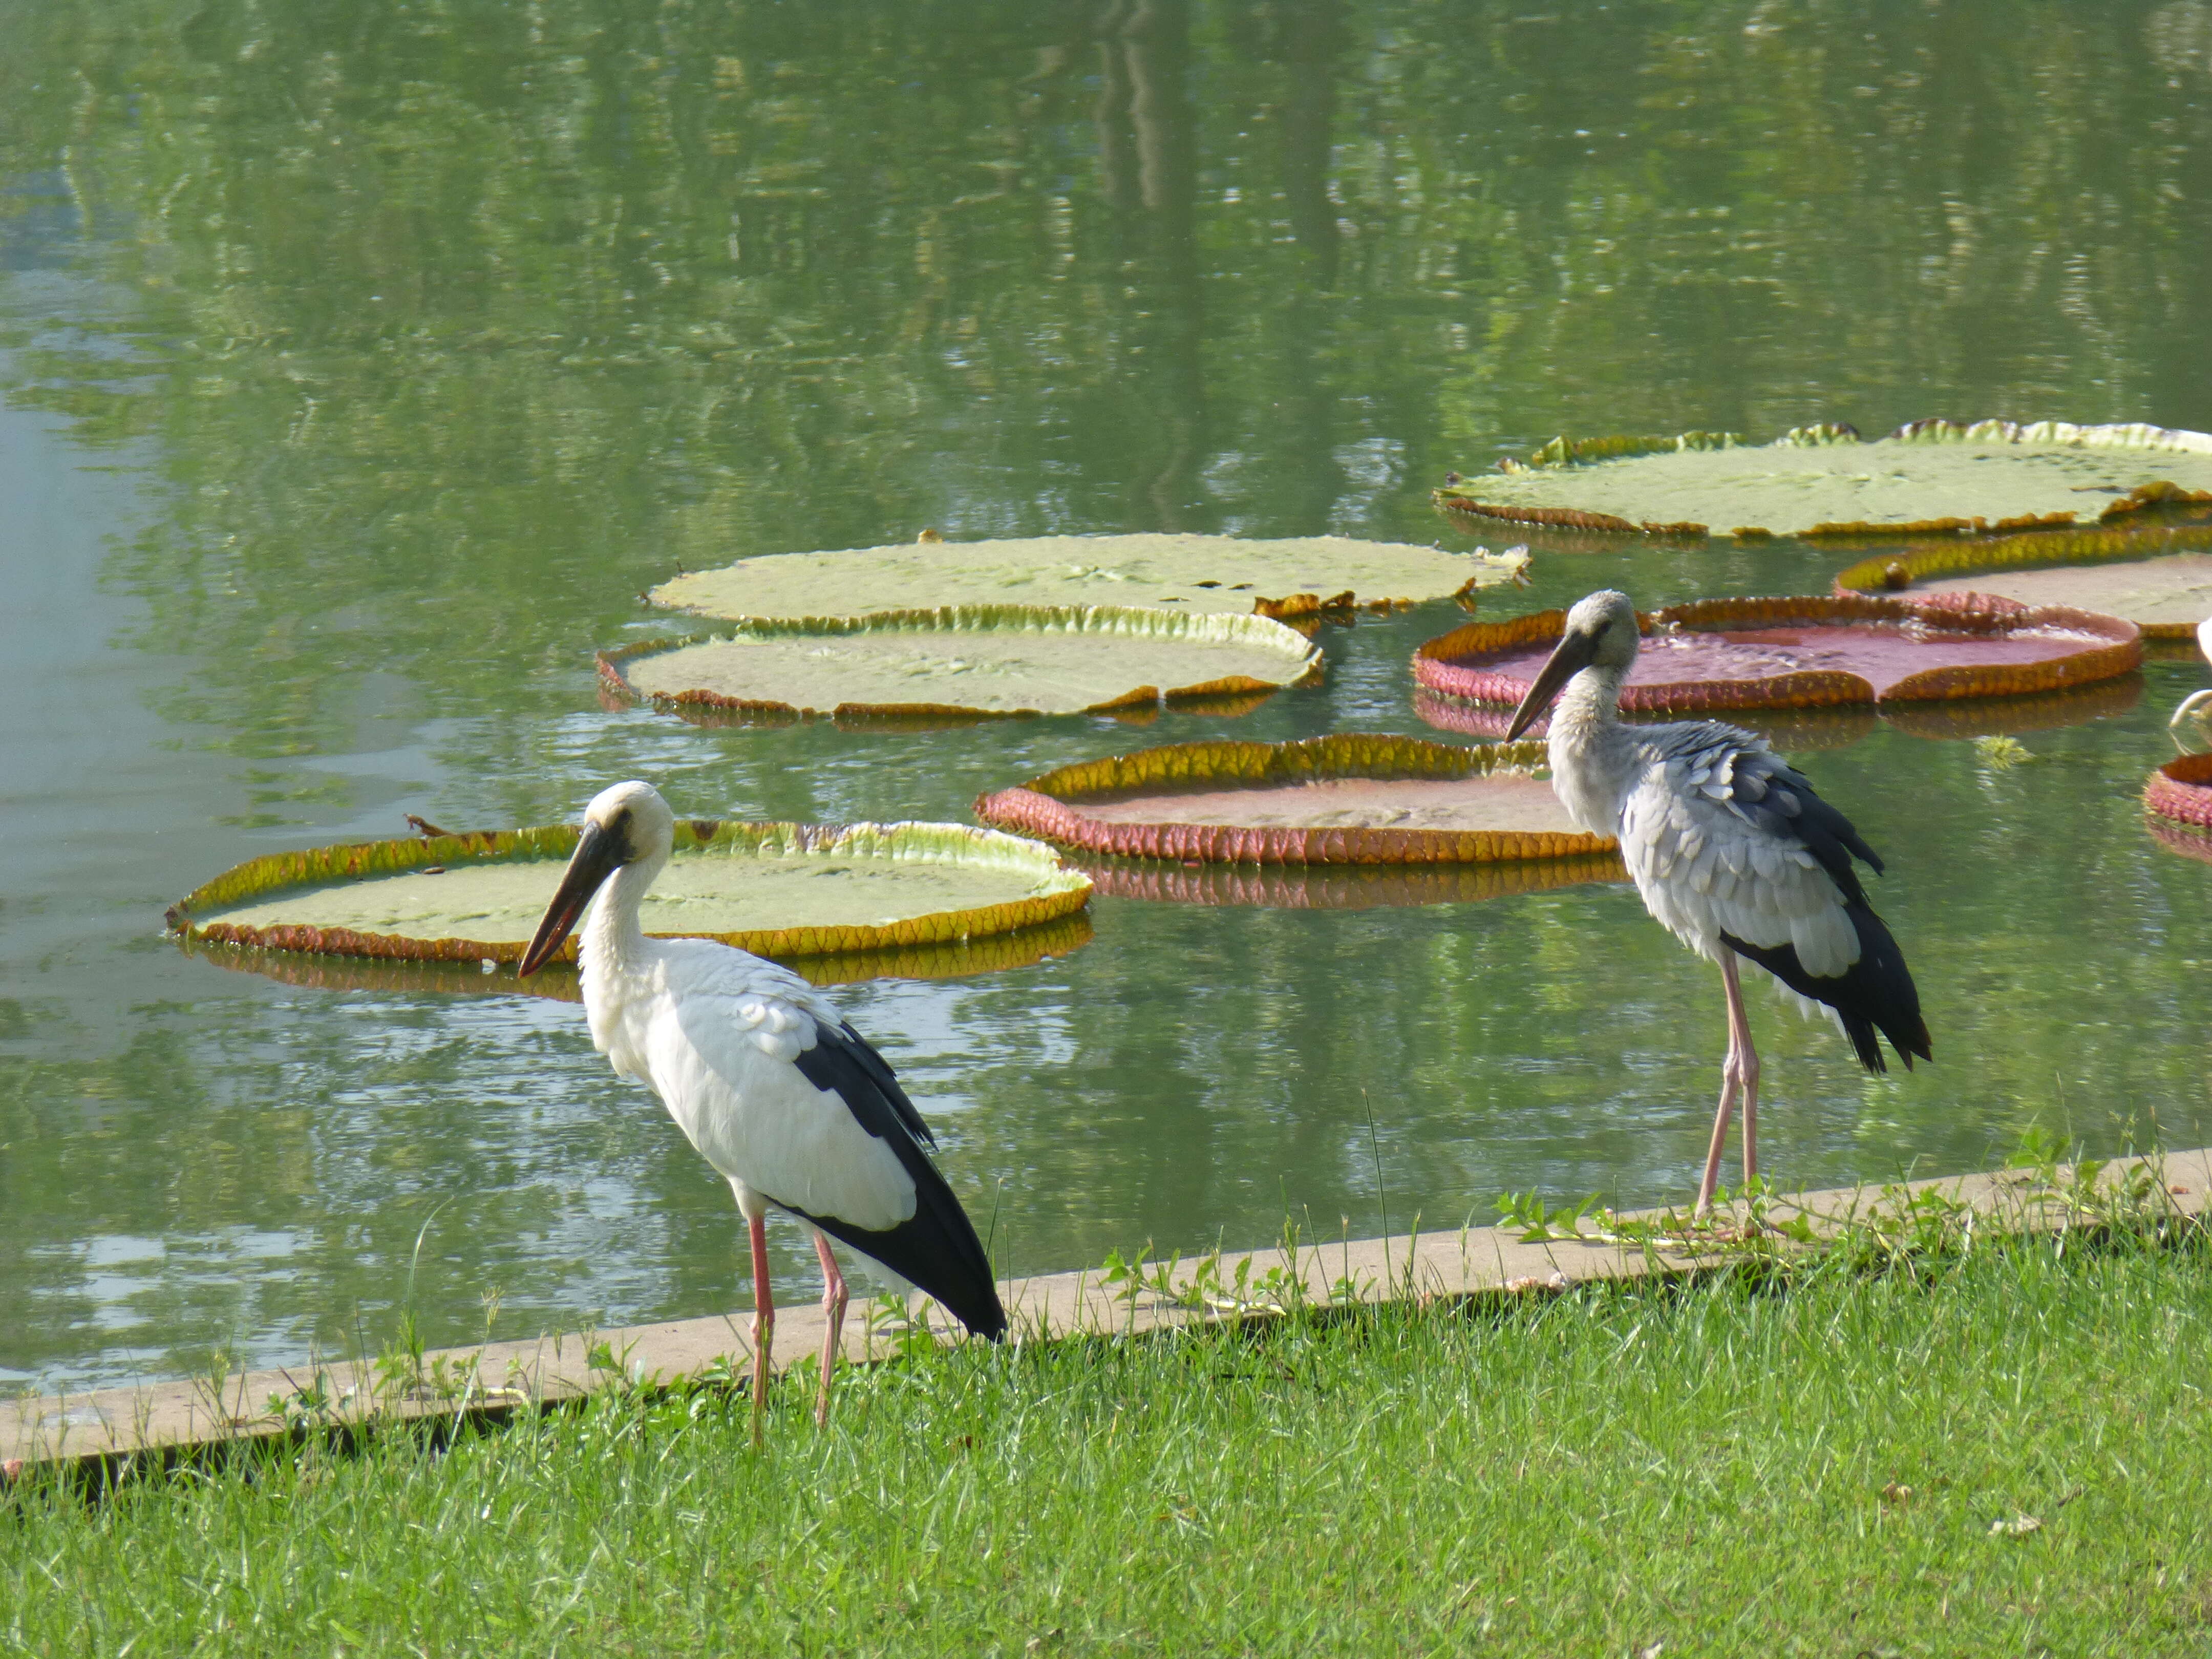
[[1722, 905, 1932, 1074], [788, 1022, 1006, 1339], [1656, 722, 1930, 1074]]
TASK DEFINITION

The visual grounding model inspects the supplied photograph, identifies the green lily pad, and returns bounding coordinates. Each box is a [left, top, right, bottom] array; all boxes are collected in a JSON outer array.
[[600, 605, 1323, 721], [1436, 420, 2212, 540], [167, 819, 1091, 964], [179, 905, 1095, 993], [649, 533, 1530, 623], [1834, 526, 2212, 637]]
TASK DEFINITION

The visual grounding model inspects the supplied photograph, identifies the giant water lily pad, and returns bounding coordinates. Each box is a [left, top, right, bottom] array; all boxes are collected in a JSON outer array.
[[974, 734, 1613, 865], [1833, 527, 2212, 638], [1435, 420, 2212, 540], [1415, 594, 2141, 715], [1412, 687, 1882, 753], [649, 533, 1531, 624], [179, 906, 1094, 995], [600, 606, 1322, 722], [1073, 852, 1626, 908], [167, 820, 1091, 964]]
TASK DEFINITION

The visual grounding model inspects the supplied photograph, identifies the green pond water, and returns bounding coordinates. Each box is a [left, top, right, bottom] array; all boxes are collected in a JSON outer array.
[[4, 1, 2209, 1394]]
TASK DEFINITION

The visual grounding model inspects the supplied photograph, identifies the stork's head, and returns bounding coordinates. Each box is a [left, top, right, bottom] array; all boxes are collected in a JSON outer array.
[[1503, 589, 1640, 740], [518, 780, 676, 976]]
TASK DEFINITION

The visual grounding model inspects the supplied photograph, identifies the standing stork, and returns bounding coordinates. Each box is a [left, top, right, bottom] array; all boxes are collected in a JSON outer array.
[[1505, 591, 1931, 1217], [518, 781, 1006, 1440]]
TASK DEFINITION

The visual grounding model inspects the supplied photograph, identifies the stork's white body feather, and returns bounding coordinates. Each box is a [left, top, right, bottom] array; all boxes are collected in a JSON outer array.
[[579, 862, 915, 1232]]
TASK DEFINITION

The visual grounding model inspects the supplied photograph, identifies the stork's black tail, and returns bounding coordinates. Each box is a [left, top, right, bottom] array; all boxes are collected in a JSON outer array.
[[790, 1023, 1008, 1340], [1721, 902, 1932, 1074]]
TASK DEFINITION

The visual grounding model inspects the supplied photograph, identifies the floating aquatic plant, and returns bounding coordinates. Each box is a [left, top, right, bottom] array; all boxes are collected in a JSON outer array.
[[649, 532, 1531, 624], [599, 605, 1323, 723], [2145, 752, 2212, 840], [1414, 594, 2141, 715], [167, 820, 1091, 964], [1435, 420, 2212, 541], [974, 733, 1613, 866], [178, 906, 1095, 994], [1834, 525, 2212, 638]]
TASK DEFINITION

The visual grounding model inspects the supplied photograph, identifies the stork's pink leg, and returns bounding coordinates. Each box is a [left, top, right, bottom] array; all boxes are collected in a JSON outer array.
[[812, 1230, 849, 1429], [1694, 948, 1760, 1219], [748, 1210, 775, 1448]]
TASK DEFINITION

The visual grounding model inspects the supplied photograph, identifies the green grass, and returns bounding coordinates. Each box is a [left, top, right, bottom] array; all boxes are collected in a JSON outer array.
[[8, 1232, 2212, 1656]]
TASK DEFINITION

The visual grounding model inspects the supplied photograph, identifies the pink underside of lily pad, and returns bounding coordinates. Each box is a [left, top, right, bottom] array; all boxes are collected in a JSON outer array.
[[2146, 754, 2212, 833], [1467, 623, 2115, 703], [1072, 775, 1583, 836]]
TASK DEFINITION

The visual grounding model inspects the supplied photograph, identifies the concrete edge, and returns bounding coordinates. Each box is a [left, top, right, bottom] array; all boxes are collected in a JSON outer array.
[[9, 1146, 2207, 1474]]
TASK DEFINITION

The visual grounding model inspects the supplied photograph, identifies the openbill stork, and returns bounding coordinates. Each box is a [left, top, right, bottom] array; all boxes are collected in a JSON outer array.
[[1505, 591, 1931, 1217], [519, 781, 1006, 1438]]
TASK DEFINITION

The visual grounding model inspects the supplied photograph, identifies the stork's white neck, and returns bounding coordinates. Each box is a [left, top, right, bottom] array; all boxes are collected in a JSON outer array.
[[1545, 661, 1637, 837], [581, 852, 665, 977]]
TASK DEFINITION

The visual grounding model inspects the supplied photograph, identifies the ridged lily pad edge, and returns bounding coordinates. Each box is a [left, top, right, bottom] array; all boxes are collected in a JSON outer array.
[[165, 820, 1092, 964], [2145, 753, 2212, 835], [974, 732, 1614, 865], [1435, 419, 2212, 540], [1413, 594, 2143, 710], [178, 906, 1097, 994], [598, 604, 1324, 722], [1833, 524, 2212, 638]]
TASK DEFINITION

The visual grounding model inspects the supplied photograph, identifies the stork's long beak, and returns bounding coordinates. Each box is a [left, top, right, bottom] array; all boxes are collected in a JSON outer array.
[[519, 821, 626, 976], [1503, 626, 1601, 741]]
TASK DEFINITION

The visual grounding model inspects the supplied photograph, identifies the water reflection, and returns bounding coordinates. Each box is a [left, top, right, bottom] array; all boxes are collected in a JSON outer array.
[[3, 0, 2210, 1392], [1074, 853, 1627, 909]]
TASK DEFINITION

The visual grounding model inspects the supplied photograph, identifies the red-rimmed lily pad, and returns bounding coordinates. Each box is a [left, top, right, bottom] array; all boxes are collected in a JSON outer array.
[[166, 819, 1091, 965], [599, 605, 1322, 724], [1435, 419, 2212, 541], [973, 734, 1614, 866], [1412, 687, 1883, 753], [2145, 753, 2212, 840], [1414, 594, 2141, 717], [1834, 525, 2212, 639], [1072, 852, 1627, 908], [648, 533, 1531, 625]]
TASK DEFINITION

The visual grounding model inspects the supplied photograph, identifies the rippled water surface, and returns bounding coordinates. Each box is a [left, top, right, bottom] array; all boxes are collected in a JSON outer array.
[[5, 0, 2210, 1392]]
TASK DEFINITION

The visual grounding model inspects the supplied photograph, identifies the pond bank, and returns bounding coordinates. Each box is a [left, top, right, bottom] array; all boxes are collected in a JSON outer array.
[[12, 1145, 2207, 1477], [9, 1179, 2212, 1655]]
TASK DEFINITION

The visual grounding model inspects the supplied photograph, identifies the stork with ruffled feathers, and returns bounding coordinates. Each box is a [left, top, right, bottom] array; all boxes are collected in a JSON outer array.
[[519, 781, 1006, 1440], [1506, 591, 1932, 1217]]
